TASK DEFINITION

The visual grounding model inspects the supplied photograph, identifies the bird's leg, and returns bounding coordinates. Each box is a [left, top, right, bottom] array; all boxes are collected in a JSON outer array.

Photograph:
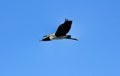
[[70, 38, 78, 41]]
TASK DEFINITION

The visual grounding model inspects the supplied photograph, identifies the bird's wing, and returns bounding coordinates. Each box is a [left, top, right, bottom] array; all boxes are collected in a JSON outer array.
[[55, 20, 72, 37]]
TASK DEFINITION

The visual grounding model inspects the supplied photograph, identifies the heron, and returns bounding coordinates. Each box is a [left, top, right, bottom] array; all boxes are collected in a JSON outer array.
[[41, 19, 78, 41]]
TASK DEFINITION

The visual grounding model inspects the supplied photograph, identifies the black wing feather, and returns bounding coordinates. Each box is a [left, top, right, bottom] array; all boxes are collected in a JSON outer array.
[[55, 20, 72, 37]]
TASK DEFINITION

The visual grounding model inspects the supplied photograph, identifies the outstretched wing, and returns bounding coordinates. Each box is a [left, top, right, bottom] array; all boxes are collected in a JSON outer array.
[[55, 19, 72, 37]]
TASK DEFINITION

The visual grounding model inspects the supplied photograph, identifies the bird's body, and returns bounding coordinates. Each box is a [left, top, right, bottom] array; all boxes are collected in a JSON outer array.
[[41, 19, 78, 41]]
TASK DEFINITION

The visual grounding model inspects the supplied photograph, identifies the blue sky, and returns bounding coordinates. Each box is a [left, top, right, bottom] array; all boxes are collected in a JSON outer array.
[[0, 0, 120, 76]]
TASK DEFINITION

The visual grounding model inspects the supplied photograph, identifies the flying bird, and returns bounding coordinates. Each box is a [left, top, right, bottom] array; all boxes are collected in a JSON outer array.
[[41, 19, 78, 41]]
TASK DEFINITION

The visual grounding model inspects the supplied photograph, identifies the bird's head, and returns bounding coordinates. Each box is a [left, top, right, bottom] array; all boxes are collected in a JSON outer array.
[[40, 34, 51, 41]]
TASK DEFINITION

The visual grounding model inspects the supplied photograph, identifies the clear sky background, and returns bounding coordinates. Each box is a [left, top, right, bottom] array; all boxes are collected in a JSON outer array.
[[0, 0, 120, 76]]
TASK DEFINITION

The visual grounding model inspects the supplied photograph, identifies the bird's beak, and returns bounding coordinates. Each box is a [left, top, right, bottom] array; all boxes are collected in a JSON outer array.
[[39, 39, 43, 42]]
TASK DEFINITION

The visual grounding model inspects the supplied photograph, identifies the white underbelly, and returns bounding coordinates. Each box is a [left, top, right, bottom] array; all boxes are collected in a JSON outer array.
[[48, 34, 67, 40]]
